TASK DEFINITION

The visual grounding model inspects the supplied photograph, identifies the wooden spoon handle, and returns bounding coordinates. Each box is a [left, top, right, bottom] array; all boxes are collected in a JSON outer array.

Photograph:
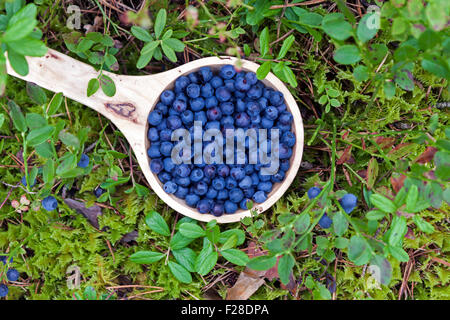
[[5, 48, 151, 130]]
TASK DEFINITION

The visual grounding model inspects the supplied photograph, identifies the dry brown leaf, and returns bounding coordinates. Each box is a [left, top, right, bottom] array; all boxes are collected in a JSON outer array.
[[415, 147, 438, 164]]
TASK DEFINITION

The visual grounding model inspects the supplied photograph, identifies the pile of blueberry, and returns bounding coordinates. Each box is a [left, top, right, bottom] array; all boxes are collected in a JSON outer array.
[[307, 187, 358, 229], [0, 256, 19, 298], [147, 65, 295, 216]]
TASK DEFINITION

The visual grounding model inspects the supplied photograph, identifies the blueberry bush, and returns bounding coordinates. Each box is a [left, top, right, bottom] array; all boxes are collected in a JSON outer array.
[[0, 0, 448, 300]]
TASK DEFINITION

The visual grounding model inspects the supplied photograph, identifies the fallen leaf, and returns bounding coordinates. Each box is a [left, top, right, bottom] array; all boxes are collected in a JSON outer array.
[[337, 145, 352, 165], [390, 174, 406, 193], [64, 199, 103, 228], [415, 147, 438, 164]]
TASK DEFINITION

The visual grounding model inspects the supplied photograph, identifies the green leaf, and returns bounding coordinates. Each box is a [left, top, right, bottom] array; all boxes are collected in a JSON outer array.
[[161, 41, 177, 62], [277, 35, 295, 60], [426, 2, 447, 31], [369, 255, 392, 285], [247, 255, 277, 271], [394, 69, 414, 91], [434, 151, 450, 180], [388, 216, 407, 247], [366, 210, 385, 221], [388, 245, 409, 262], [353, 65, 369, 82], [294, 213, 310, 234], [259, 27, 269, 57], [87, 78, 100, 97], [220, 234, 238, 251], [8, 50, 28, 76], [163, 38, 185, 52], [145, 211, 170, 236], [421, 54, 450, 79], [8, 100, 27, 132], [83, 286, 97, 300], [99, 74, 116, 97], [172, 247, 196, 272], [47, 92, 63, 116], [26, 113, 46, 129], [26, 82, 47, 105], [322, 13, 352, 41], [256, 61, 271, 80], [370, 193, 397, 213], [131, 26, 153, 42], [170, 232, 194, 250], [219, 229, 245, 246], [58, 131, 80, 148], [334, 237, 349, 249], [3, 17, 36, 42], [129, 251, 165, 264], [405, 185, 418, 213], [7, 37, 47, 57], [196, 251, 218, 276], [297, 12, 323, 26], [246, 0, 272, 26], [206, 225, 220, 244], [220, 249, 249, 266], [412, 215, 435, 234], [348, 235, 372, 266], [333, 45, 361, 65], [0, 114, 4, 129], [384, 81, 396, 99], [154, 9, 167, 39], [26, 125, 54, 146], [278, 254, 295, 285], [168, 261, 192, 284], [356, 13, 378, 43], [36, 142, 54, 159], [179, 223, 205, 239], [333, 211, 349, 236]]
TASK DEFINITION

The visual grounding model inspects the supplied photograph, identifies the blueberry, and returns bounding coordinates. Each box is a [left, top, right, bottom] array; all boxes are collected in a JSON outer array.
[[245, 72, 258, 85], [200, 66, 213, 82], [212, 177, 225, 190], [261, 117, 274, 129], [148, 127, 159, 141], [162, 158, 175, 172], [93, 186, 106, 198], [230, 167, 245, 181], [147, 144, 161, 158], [194, 111, 207, 126], [176, 177, 191, 187], [277, 103, 287, 113], [197, 199, 211, 213], [159, 129, 172, 141], [175, 164, 191, 178], [339, 193, 358, 214], [190, 168, 204, 182], [210, 76, 224, 88], [252, 191, 267, 203], [205, 121, 221, 131], [167, 115, 182, 130], [318, 213, 333, 229], [217, 164, 230, 177], [188, 72, 200, 84], [224, 200, 238, 214], [206, 188, 218, 199], [158, 172, 172, 184], [243, 187, 255, 198], [0, 255, 12, 265], [148, 110, 163, 126], [280, 159, 290, 172], [163, 181, 178, 194], [175, 186, 189, 199], [215, 86, 231, 102], [229, 188, 244, 203], [21, 176, 36, 188], [307, 187, 321, 199], [212, 203, 224, 217], [201, 83, 214, 98], [180, 110, 194, 125], [244, 164, 254, 175], [279, 111, 293, 125], [175, 76, 190, 93], [207, 106, 222, 121], [224, 79, 235, 91], [194, 181, 208, 196], [238, 176, 252, 189], [6, 269, 19, 282], [150, 158, 163, 174], [225, 177, 237, 189], [42, 196, 58, 211], [219, 65, 236, 79], [235, 75, 251, 91], [172, 99, 187, 113], [205, 96, 218, 108], [258, 181, 273, 193], [0, 284, 8, 297], [281, 131, 296, 147], [247, 84, 263, 99], [156, 119, 167, 130], [186, 83, 200, 98], [264, 106, 279, 121], [155, 102, 168, 115], [258, 97, 269, 109], [258, 171, 271, 182], [269, 91, 284, 106], [251, 172, 259, 186], [186, 194, 200, 207], [246, 101, 260, 117], [187, 97, 204, 112], [160, 142, 173, 157], [235, 112, 251, 127], [279, 143, 292, 159], [203, 165, 216, 178], [271, 170, 285, 183], [161, 90, 175, 105], [217, 189, 229, 200], [236, 99, 246, 112]]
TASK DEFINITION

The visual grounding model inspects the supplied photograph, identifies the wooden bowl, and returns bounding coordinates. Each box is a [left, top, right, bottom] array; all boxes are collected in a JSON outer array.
[[6, 49, 304, 223]]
